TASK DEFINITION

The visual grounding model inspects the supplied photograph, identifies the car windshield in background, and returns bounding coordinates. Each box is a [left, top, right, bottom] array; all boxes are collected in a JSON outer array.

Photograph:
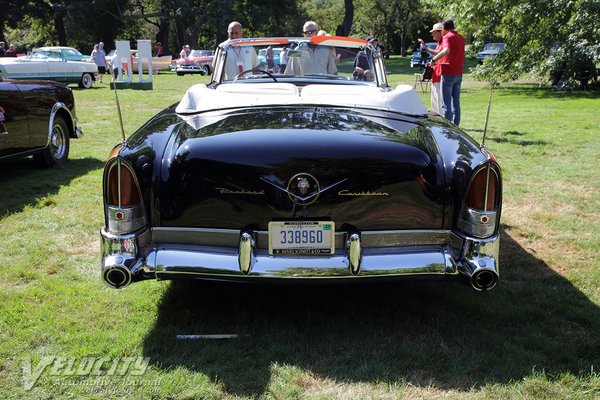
[[31, 50, 62, 60], [214, 37, 380, 84], [189, 50, 214, 58], [484, 43, 505, 51]]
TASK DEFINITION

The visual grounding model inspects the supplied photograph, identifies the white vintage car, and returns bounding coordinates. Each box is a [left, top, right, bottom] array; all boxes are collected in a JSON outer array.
[[0, 47, 98, 88]]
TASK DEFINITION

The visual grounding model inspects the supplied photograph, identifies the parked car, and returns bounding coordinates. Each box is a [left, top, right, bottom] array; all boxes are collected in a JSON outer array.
[[257, 47, 284, 68], [410, 42, 437, 68], [31, 46, 92, 62], [0, 48, 98, 88], [131, 50, 173, 72], [0, 76, 82, 166], [100, 36, 502, 292], [171, 50, 214, 75], [477, 43, 505, 64]]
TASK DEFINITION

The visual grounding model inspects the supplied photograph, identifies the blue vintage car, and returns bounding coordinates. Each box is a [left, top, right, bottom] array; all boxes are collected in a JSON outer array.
[[100, 36, 502, 292], [410, 42, 437, 68], [477, 43, 505, 64]]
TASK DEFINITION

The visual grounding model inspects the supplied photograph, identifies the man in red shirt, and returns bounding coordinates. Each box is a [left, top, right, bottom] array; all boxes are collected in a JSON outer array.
[[431, 19, 465, 125]]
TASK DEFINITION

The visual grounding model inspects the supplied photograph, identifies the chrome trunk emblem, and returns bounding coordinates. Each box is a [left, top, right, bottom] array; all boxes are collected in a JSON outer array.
[[261, 174, 347, 206], [287, 173, 319, 205]]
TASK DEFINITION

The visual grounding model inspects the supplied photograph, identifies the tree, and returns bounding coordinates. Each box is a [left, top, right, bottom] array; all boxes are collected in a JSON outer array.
[[438, 0, 600, 88], [354, 0, 424, 55]]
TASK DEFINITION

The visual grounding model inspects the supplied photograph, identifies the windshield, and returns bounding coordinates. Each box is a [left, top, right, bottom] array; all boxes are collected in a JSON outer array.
[[484, 43, 505, 51], [31, 50, 62, 60], [213, 37, 385, 86], [190, 50, 214, 58]]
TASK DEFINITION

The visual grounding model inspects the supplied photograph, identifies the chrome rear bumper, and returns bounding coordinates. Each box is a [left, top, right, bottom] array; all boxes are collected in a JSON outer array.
[[100, 227, 499, 291]]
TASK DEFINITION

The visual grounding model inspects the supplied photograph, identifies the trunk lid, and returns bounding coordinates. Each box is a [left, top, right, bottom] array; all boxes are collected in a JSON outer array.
[[159, 108, 446, 231]]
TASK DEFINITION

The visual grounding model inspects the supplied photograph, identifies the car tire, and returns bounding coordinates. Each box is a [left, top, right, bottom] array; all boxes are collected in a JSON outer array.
[[33, 116, 70, 168], [177, 71, 184, 76], [78, 73, 94, 89], [199, 65, 209, 76]]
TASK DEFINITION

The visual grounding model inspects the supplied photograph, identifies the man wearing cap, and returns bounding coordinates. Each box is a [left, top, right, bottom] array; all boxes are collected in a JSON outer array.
[[431, 19, 465, 125], [421, 23, 444, 114], [91, 43, 107, 83], [180, 45, 191, 59]]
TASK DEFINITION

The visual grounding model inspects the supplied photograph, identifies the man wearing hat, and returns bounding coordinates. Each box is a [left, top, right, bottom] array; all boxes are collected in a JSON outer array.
[[430, 19, 465, 126], [421, 23, 444, 115], [180, 44, 191, 59], [91, 43, 107, 83]]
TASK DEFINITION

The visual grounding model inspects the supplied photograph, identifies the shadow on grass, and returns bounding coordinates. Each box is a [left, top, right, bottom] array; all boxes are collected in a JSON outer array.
[[495, 85, 600, 99], [463, 128, 550, 146], [142, 227, 600, 396], [0, 157, 103, 217]]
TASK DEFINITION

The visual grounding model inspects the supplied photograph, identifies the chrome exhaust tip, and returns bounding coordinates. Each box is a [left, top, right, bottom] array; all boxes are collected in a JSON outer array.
[[102, 266, 132, 289], [470, 268, 498, 291]]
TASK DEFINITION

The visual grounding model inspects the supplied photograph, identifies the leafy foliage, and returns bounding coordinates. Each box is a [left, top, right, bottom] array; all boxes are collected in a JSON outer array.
[[437, 0, 600, 88]]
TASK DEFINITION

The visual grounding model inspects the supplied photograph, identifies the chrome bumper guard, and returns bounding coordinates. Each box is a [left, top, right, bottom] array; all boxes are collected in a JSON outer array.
[[100, 227, 500, 290]]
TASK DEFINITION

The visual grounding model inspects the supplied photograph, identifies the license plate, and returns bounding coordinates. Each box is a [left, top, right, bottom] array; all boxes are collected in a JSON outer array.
[[268, 221, 335, 255]]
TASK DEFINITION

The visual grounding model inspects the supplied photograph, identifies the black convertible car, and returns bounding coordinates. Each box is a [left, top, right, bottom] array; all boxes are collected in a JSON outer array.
[[101, 37, 502, 291], [0, 76, 82, 166]]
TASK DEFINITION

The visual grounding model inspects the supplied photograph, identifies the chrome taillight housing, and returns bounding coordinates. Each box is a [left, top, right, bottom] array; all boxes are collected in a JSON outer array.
[[457, 163, 501, 238], [104, 152, 146, 234]]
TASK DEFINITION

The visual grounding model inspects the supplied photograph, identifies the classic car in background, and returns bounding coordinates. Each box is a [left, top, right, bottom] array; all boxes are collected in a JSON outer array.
[[0, 48, 98, 88], [101, 36, 502, 292], [477, 43, 505, 64], [257, 47, 284, 68], [0, 76, 82, 166], [171, 50, 214, 75], [107, 50, 172, 74], [131, 50, 172, 72], [410, 42, 437, 68], [32, 46, 92, 62]]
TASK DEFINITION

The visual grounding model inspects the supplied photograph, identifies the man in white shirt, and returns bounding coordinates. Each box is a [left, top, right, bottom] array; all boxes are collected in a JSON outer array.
[[222, 21, 259, 79], [285, 21, 337, 76]]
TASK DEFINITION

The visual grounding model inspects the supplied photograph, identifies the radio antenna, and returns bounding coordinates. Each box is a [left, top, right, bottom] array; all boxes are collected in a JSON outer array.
[[111, 73, 127, 144], [481, 82, 496, 148]]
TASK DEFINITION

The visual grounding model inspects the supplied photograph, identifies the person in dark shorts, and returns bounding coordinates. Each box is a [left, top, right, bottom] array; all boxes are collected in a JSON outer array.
[[91, 43, 107, 84]]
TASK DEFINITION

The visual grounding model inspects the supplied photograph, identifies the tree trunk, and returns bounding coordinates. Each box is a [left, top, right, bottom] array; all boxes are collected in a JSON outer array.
[[54, 15, 67, 46], [336, 0, 353, 36], [156, 19, 170, 54]]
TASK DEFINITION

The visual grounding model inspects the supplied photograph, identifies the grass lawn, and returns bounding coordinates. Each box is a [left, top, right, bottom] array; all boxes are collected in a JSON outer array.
[[1, 56, 599, 399]]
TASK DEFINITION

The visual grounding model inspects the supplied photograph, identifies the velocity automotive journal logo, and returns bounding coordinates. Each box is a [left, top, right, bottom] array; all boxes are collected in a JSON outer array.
[[22, 356, 150, 391]]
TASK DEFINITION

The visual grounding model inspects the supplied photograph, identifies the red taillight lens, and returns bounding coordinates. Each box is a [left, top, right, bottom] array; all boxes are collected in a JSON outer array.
[[107, 163, 140, 206], [465, 167, 499, 211]]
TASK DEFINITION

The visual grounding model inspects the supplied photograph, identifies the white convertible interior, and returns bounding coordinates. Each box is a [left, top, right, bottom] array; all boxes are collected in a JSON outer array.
[[176, 83, 428, 116]]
